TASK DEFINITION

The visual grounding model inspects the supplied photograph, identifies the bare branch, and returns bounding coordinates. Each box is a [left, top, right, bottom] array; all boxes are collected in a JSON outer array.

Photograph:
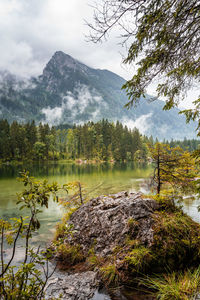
[[0, 217, 23, 277]]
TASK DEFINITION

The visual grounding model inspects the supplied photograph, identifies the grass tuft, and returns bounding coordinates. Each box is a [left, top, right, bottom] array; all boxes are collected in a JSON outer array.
[[141, 267, 200, 300], [125, 246, 152, 272], [100, 263, 119, 285], [56, 243, 85, 265], [54, 207, 78, 239]]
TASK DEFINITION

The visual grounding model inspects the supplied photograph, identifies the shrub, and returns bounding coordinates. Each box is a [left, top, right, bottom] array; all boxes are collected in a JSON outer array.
[[0, 171, 63, 299]]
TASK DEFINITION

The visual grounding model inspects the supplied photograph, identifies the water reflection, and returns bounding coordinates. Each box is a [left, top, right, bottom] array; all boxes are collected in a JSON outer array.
[[0, 162, 149, 179], [0, 162, 152, 205], [183, 196, 200, 223]]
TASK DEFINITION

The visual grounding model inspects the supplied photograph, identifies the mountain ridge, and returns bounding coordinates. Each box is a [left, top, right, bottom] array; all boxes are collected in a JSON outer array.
[[0, 51, 197, 140]]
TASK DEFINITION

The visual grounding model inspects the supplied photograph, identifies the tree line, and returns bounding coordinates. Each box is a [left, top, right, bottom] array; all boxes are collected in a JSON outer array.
[[0, 119, 149, 162], [165, 138, 200, 152], [0, 119, 199, 162]]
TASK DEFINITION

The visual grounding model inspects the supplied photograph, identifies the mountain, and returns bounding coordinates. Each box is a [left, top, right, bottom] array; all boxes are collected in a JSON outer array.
[[0, 51, 198, 140]]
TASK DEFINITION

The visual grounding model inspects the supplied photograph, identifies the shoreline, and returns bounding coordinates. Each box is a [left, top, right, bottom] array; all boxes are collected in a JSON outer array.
[[0, 158, 148, 166]]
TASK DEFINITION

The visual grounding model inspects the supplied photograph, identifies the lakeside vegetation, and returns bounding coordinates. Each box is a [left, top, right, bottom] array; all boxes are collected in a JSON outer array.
[[53, 178, 200, 300], [0, 172, 61, 299], [0, 119, 149, 162], [49, 141, 199, 299], [0, 119, 199, 165]]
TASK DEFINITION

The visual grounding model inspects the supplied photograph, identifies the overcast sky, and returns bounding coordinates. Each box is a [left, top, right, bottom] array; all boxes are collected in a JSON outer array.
[[0, 0, 198, 108], [0, 0, 130, 78]]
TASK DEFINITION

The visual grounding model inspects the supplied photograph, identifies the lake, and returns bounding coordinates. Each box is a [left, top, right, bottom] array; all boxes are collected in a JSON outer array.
[[0, 162, 153, 248]]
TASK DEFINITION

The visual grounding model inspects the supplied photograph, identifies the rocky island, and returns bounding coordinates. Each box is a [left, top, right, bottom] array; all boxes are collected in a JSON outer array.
[[46, 191, 200, 299]]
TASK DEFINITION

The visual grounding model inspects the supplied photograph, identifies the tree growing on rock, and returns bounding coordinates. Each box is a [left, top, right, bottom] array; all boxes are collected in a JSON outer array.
[[149, 143, 198, 195]]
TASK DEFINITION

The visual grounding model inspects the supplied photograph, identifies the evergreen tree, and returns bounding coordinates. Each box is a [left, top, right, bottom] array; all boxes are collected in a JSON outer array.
[[149, 143, 197, 195], [0, 119, 10, 160]]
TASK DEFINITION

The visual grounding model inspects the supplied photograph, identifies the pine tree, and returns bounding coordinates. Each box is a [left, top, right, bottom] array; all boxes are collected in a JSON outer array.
[[149, 143, 197, 195]]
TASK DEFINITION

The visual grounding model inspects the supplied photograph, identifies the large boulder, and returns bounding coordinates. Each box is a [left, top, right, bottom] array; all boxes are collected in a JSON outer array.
[[66, 192, 158, 256], [53, 191, 200, 286]]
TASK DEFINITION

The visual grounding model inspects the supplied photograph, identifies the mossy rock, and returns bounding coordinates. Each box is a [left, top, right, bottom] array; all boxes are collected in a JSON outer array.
[[151, 211, 200, 270], [53, 192, 200, 286]]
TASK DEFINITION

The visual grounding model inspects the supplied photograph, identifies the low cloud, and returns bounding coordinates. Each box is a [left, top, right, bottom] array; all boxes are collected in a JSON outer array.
[[0, 0, 130, 80], [159, 124, 170, 136], [122, 113, 153, 135], [0, 70, 37, 91], [41, 106, 63, 125], [41, 84, 105, 125]]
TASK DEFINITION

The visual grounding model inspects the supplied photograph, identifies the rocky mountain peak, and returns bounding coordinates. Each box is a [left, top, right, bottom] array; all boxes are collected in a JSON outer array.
[[43, 51, 74, 77], [41, 51, 92, 93], [43, 51, 88, 77], [41, 51, 81, 92], [52, 51, 77, 68]]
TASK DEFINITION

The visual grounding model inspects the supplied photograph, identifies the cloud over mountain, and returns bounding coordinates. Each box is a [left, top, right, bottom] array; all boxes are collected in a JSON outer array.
[[0, 51, 197, 140]]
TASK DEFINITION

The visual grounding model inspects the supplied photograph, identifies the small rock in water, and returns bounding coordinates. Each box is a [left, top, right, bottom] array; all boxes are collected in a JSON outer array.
[[45, 271, 99, 299], [91, 289, 111, 300]]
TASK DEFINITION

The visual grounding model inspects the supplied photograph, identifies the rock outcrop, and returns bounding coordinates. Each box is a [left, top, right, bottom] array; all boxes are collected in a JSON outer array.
[[66, 191, 158, 256], [52, 191, 200, 298]]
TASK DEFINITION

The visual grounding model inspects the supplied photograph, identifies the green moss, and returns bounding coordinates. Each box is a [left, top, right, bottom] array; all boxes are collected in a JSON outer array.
[[125, 247, 152, 272], [152, 211, 200, 269], [100, 263, 119, 285], [56, 243, 85, 265], [54, 207, 78, 239], [112, 245, 124, 255], [87, 246, 105, 268], [151, 191, 182, 213], [127, 217, 139, 237], [125, 237, 140, 248], [62, 207, 78, 222], [87, 253, 104, 268], [127, 217, 138, 229], [54, 222, 66, 240]]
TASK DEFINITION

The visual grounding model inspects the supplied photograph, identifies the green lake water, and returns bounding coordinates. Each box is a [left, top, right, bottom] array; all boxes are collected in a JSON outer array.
[[0, 161, 199, 245], [0, 162, 152, 246]]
